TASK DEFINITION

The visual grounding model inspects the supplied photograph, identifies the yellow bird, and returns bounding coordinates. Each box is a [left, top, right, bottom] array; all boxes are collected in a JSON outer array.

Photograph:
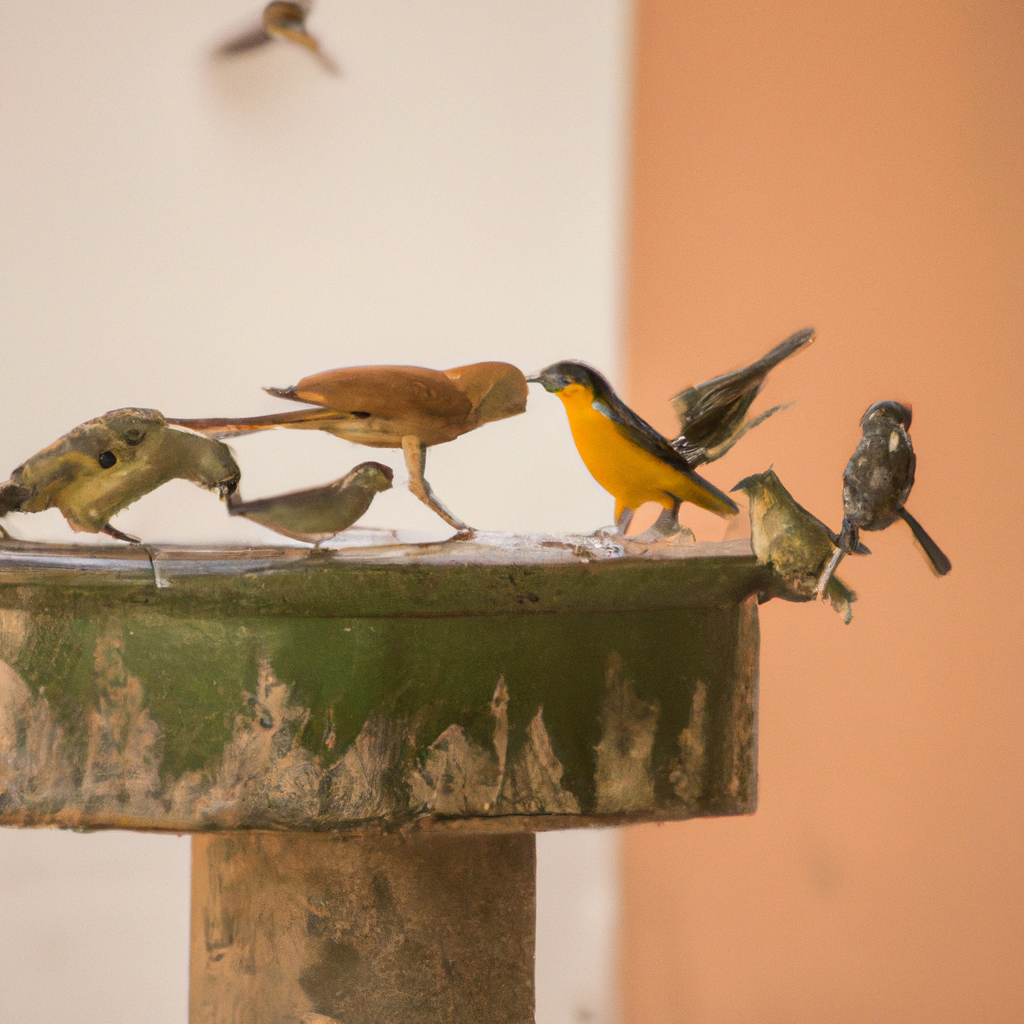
[[528, 361, 737, 533]]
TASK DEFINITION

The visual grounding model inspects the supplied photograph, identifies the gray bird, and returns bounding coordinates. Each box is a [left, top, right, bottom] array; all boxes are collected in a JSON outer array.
[[732, 468, 865, 623], [817, 401, 951, 596], [227, 461, 393, 544], [670, 328, 815, 466], [0, 409, 240, 542]]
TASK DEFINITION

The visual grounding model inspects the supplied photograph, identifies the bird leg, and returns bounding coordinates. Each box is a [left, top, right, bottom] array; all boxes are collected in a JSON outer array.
[[615, 506, 634, 535], [649, 501, 681, 537], [103, 523, 142, 544], [401, 435, 473, 537], [815, 545, 845, 598]]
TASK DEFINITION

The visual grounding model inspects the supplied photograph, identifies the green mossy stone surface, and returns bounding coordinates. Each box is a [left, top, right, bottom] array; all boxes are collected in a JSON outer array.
[[0, 536, 765, 832]]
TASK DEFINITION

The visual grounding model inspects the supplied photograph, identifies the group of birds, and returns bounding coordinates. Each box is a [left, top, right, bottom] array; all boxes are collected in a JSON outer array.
[[0, 328, 950, 620]]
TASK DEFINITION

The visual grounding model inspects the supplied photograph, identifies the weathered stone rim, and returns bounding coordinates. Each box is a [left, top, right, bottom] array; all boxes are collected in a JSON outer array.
[[0, 535, 770, 618]]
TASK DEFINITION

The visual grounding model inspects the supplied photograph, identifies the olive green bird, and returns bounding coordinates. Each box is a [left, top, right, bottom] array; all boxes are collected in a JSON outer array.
[[731, 468, 867, 624], [0, 409, 240, 543], [228, 461, 393, 544], [671, 328, 815, 466]]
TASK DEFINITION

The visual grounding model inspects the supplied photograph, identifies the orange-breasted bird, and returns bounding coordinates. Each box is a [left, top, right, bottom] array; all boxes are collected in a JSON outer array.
[[169, 361, 529, 536], [0, 409, 240, 543], [217, 1, 339, 74], [670, 328, 815, 466], [528, 361, 737, 534], [817, 400, 951, 595]]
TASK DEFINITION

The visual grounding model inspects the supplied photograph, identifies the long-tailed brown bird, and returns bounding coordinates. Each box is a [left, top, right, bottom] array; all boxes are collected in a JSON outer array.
[[228, 461, 393, 544], [217, 1, 339, 73], [169, 362, 529, 535], [816, 400, 951, 596], [0, 410, 240, 542], [732, 468, 865, 623], [670, 328, 815, 465]]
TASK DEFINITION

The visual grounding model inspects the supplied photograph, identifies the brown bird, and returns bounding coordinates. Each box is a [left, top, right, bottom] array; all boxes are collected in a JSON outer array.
[[732, 468, 865, 623], [817, 400, 951, 596], [217, 1, 339, 74], [169, 361, 529, 536], [0, 409, 240, 543], [670, 328, 815, 466], [228, 461, 393, 544]]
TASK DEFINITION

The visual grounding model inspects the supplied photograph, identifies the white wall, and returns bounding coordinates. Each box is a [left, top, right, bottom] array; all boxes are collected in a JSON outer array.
[[0, 2, 630, 1021]]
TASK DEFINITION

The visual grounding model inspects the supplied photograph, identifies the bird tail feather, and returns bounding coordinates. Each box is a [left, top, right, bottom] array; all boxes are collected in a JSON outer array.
[[899, 508, 952, 576]]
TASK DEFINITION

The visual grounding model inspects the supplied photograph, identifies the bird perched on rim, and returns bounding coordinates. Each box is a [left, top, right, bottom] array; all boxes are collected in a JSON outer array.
[[169, 361, 528, 536], [228, 461, 393, 544], [0, 410, 240, 543], [528, 361, 737, 534], [816, 400, 951, 596], [731, 468, 866, 623], [670, 328, 815, 466], [216, 1, 339, 74]]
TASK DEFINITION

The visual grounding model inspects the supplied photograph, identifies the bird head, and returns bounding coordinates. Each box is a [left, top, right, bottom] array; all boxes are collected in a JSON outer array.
[[731, 468, 779, 498], [527, 361, 611, 402], [347, 461, 395, 493], [861, 400, 912, 431]]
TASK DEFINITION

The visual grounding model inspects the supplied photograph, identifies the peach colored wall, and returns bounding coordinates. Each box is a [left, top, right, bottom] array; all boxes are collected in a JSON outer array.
[[621, 2, 1024, 1022]]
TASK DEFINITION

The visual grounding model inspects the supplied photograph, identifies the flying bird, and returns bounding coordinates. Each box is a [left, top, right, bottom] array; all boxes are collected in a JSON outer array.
[[169, 361, 529, 536], [670, 328, 815, 466], [817, 401, 951, 596], [528, 360, 737, 535], [0, 409, 240, 542], [732, 468, 864, 623], [228, 461, 393, 544], [217, 1, 339, 74]]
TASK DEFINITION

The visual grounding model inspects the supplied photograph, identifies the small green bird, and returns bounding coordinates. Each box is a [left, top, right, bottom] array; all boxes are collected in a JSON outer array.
[[0, 409, 240, 543], [528, 361, 737, 535], [732, 468, 865, 623], [817, 400, 951, 596], [227, 461, 393, 544], [670, 328, 815, 466], [217, 1, 339, 73]]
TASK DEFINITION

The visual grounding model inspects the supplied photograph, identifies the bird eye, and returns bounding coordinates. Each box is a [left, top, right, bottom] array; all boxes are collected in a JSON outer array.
[[98, 451, 117, 469]]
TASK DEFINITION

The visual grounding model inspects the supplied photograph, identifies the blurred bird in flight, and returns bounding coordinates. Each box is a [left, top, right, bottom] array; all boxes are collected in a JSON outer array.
[[228, 461, 393, 544], [528, 360, 737, 535], [217, 1, 339, 74], [0, 410, 240, 543], [670, 328, 815, 466], [817, 400, 951, 596], [169, 361, 529, 536]]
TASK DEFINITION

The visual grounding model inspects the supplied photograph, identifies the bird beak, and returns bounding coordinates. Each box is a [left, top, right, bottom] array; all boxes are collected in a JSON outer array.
[[219, 476, 239, 500], [731, 476, 755, 493], [526, 372, 569, 393]]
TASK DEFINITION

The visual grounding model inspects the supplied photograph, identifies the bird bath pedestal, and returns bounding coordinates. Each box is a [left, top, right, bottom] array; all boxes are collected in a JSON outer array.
[[0, 532, 766, 1024]]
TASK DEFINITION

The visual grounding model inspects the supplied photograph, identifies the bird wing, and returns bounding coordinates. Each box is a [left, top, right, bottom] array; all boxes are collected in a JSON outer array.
[[670, 328, 815, 441], [268, 365, 475, 423], [589, 389, 739, 514], [216, 25, 272, 55]]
